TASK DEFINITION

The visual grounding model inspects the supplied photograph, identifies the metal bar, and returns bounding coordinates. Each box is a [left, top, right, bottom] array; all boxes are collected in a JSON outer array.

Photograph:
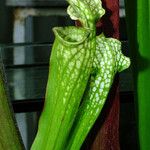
[[0, 42, 52, 48], [12, 98, 43, 113], [5, 63, 49, 69], [6, 0, 67, 7]]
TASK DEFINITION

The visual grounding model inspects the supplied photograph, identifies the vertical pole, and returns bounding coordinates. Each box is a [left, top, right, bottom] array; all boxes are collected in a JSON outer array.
[[13, 9, 28, 149], [13, 8, 34, 149]]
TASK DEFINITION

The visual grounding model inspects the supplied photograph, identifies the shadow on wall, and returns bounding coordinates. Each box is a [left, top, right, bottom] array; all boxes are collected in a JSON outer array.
[[0, 0, 13, 43]]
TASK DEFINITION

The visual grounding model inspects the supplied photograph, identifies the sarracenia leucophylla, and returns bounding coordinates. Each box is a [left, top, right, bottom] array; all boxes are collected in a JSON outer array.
[[31, 1, 130, 150]]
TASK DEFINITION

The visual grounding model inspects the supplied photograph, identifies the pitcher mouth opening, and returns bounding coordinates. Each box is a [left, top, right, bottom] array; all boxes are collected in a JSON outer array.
[[53, 26, 91, 46]]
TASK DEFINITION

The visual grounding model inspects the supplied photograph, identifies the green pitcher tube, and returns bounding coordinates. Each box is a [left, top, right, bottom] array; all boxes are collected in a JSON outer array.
[[66, 35, 130, 150], [31, 26, 96, 150], [125, 0, 150, 149], [31, 0, 107, 149]]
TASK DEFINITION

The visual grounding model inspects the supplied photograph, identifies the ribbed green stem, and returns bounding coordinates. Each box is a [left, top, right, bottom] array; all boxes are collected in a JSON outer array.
[[31, 27, 95, 150], [0, 65, 24, 150], [53, 34, 96, 150], [125, 0, 150, 149]]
